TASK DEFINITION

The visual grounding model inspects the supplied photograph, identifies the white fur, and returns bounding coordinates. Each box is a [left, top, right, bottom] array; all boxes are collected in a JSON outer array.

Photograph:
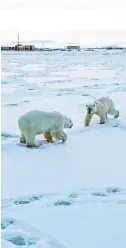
[[84, 97, 119, 126], [18, 110, 73, 147]]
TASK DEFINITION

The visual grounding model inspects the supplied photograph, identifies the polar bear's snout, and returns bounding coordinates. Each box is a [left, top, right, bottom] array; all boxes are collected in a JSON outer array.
[[86, 104, 96, 115], [63, 117, 73, 129], [87, 107, 92, 114], [69, 118, 73, 128], [70, 123, 73, 128]]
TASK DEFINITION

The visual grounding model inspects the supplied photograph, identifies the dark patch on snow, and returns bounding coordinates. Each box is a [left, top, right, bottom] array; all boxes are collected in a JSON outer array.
[[13, 194, 42, 205], [1, 132, 18, 139], [54, 201, 72, 206], [28, 88, 34, 91], [8, 236, 36, 246], [81, 94, 90, 96], [69, 193, 78, 198], [22, 100, 29, 103], [1, 219, 15, 229], [60, 88, 74, 92], [14, 200, 30, 205], [6, 103, 18, 107], [106, 187, 120, 194], [91, 78, 99, 81], [91, 193, 107, 197], [29, 195, 42, 201], [1, 223, 6, 229]]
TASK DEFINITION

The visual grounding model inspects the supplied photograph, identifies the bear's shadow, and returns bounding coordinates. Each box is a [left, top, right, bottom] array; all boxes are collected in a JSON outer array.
[[17, 139, 62, 149]]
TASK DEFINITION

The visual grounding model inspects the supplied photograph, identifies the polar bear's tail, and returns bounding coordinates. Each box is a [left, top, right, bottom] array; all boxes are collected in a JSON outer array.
[[18, 116, 30, 133]]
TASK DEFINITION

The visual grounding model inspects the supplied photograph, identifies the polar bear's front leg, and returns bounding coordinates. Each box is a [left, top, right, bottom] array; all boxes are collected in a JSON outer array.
[[84, 114, 92, 126], [20, 133, 26, 143], [99, 113, 106, 124], [54, 131, 67, 142], [51, 127, 67, 142], [25, 130, 36, 147]]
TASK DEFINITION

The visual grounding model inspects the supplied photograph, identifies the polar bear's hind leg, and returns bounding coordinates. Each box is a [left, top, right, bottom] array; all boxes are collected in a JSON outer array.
[[99, 113, 106, 124], [44, 132, 53, 143], [114, 110, 119, 118], [108, 108, 119, 118]]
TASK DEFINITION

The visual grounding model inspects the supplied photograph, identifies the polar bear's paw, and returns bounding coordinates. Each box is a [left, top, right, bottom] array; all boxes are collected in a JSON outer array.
[[52, 131, 67, 142], [62, 136, 67, 143]]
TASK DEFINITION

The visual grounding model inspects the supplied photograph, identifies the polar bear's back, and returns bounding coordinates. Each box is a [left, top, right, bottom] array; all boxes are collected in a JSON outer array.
[[20, 110, 54, 118], [19, 110, 61, 121], [18, 110, 64, 134], [97, 97, 115, 112], [98, 97, 113, 106]]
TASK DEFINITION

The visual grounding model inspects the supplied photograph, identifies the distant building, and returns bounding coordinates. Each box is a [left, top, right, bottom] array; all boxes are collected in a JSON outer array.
[[1, 46, 15, 51], [15, 44, 35, 51], [1, 46, 9, 51], [1, 44, 35, 51], [66, 45, 80, 51]]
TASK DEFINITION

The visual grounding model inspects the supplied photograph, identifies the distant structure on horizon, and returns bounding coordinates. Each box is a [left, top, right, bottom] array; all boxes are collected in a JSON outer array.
[[1, 40, 126, 51], [1, 44, 35, 51], [66, 45, 80, 51]]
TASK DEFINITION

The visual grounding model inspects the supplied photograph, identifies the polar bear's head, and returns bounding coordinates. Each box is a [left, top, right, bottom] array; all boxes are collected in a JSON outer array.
[[64, 117, 73, 129], [86, 103, 97, 115]]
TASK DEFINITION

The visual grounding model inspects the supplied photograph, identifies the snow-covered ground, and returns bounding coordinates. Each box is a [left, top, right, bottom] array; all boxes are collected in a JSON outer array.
[[1, 50, 126, 248]]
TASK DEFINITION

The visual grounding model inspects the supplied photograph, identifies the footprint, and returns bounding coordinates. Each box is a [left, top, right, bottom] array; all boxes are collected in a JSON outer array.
[[1, 132, 18, 139], [28, 88, 34, 91], [14, 200, 31, 205], [29, 195, 42, 201], [54, 201, 72, 206], [69, 193, 78, 198], [1, 217, 16, 230], [91, 193, 107, 197], [14, 194, 43, 205], [9, 236, 36, 246], [2, 221, 68, 248], [6, 103, 18, 107], [9, 236, 26, 246], [106, 187, 120, 194], [3, 230, 38, 246]]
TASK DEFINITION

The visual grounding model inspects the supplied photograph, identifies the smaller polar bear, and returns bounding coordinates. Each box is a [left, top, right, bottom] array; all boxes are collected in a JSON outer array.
[[84, 97, 119, 126], [18, 110, 73, 147]]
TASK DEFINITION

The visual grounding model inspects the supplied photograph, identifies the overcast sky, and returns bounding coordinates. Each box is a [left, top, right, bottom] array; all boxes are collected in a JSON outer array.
[[0, 0, 126, 46]]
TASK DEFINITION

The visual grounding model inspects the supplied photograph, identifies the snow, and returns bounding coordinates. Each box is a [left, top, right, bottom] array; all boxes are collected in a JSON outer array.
[[1, 50, 126, 248]]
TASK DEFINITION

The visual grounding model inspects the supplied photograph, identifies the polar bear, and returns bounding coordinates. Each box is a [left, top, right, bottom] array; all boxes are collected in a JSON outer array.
[[84, 97, 119, 126], [18, 110, 73, 147]]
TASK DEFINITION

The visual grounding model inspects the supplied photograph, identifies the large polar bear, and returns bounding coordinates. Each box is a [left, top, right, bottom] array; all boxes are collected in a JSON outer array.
[[84, 97, 119, 126], [18, 110, 73, 147]]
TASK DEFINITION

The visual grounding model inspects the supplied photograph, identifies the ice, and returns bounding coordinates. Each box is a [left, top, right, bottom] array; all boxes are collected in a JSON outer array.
[[1, 50, 126, 248]]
